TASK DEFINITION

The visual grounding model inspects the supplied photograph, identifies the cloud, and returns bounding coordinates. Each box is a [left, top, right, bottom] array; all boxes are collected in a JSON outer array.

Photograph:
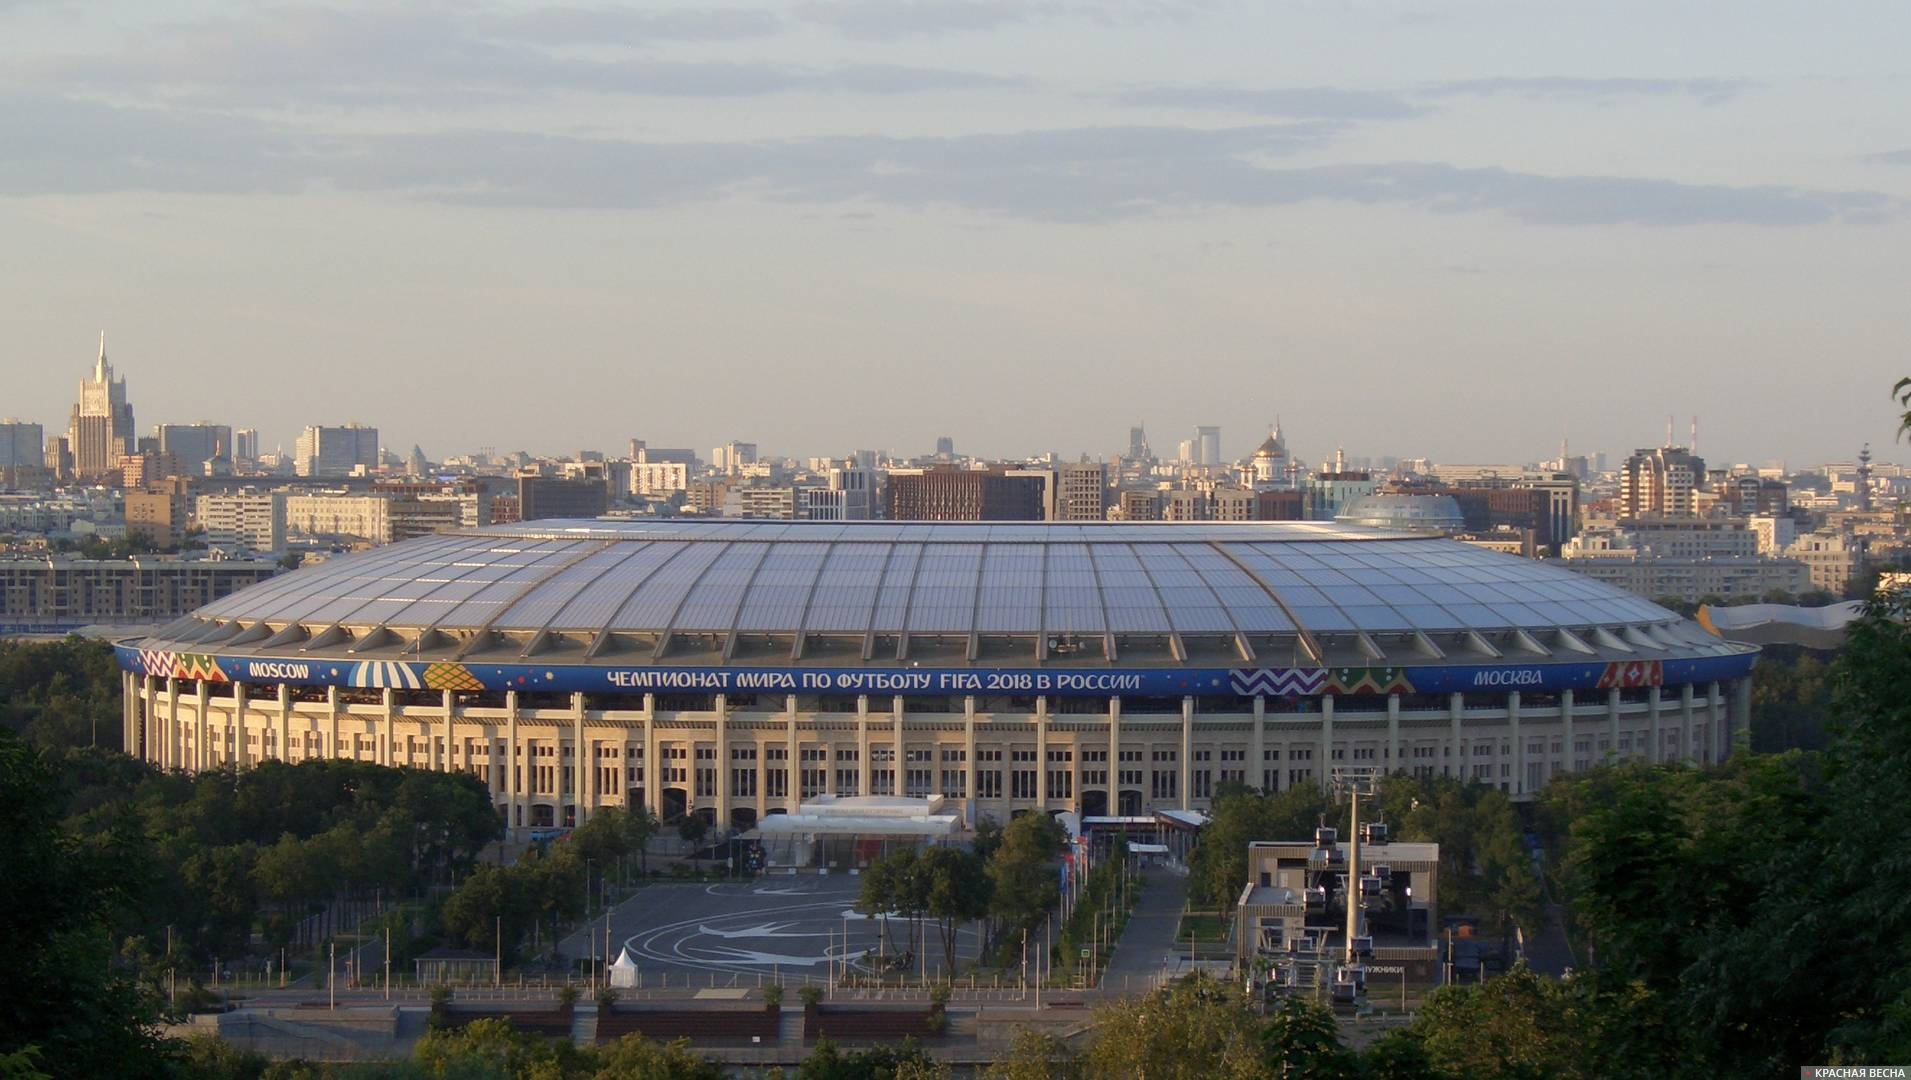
[[1425, 77, 1753, 105], [497, 7, 785, 44], [1, 95, 1896, 227], [14, 7, 1014, 105], [793, 0, 1217, 39], [795, 0, 1040, 40], [1864, 148, 1911, 166], [1110, 85, 1422, 120]]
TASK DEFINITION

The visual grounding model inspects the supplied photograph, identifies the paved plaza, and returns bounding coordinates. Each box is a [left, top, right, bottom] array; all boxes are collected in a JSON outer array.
[[566, 875, 982, 986]]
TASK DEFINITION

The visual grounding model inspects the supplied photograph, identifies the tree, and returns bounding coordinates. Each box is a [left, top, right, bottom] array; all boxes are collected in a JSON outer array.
[[1083, 973, 1274, 1080], [919, 846, 991, 972], [678, 814, 710, 856], [1260, 996, 1356, 1079], [986, 1027, 1083, 1080], [625, 804, 661, 876], [1188, 783, 1330, 911], [986, 814, 1067, 953], [0, 732, 173, 1078]]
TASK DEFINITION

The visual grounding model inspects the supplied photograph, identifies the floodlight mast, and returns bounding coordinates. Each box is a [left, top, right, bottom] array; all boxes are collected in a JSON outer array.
[[1331, 768, 1382, 967]]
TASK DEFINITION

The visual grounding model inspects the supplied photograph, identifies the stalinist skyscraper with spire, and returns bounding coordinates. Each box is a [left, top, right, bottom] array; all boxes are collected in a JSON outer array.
[[68, 332, 135, 480]]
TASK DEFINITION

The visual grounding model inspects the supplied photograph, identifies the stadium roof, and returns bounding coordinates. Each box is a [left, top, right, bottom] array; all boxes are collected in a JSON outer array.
[[140, 520, 1749, 672]]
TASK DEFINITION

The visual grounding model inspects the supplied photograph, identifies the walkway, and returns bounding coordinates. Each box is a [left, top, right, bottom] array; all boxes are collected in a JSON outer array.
[[1099, 872, 1190, 995]]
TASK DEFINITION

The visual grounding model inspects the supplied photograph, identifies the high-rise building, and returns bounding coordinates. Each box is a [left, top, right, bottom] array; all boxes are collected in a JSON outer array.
[[43, 436, 71, 480], [1620, 447, 1706, 519], [1049, 461, 1108, 521], [518, 470, 608, 522], [1196, 426, 1221, 467], [196, 490, 288, 553], [295, 424, 381, 477], [67, 333, 136, 480], [234, 429, 259, 468], [124, 477, 194, 547], [885, 467, 1047, 520], [1115, 489, 1162, 521], [935, 436, 956, 459], [711, 441, 758, 475], [0, 420, 46, 486], [156, 423, 232, 473], [1126, 426, 1151, 463]]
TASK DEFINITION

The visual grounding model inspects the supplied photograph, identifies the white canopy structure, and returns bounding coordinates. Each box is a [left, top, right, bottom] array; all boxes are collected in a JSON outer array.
[[1698, 601, 1863, 648], [608, 947, 639, 988]]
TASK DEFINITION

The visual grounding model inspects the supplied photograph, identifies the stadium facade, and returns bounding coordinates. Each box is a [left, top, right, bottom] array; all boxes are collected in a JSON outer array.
[[116, 521, 1757, 836]]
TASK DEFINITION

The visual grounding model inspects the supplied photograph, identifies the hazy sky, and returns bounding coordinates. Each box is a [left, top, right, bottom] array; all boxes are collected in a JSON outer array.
[[4, 0, 1908, 469]]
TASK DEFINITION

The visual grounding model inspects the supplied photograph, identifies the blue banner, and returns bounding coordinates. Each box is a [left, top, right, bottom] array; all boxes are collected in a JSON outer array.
[[118, 644, 1757, 699]]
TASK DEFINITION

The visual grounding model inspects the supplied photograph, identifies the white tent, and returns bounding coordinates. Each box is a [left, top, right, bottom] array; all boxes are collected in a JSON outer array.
[[608, 946, 639, 989]]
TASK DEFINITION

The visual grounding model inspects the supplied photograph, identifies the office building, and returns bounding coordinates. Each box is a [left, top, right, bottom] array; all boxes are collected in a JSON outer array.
[[196, 491, 288, 553], [885, 467, 1048, 521], [1196, 425, 1221, 467], [0, 420, 46, 486], [518, 472, 609, 522], [1049, 462, 1108, 521], [1621, 447, 1706, 519], [157, 423, 232, 473], [124, 478, 194, 547], [67, 334, 136, 480], [295, 424, 380, 478]]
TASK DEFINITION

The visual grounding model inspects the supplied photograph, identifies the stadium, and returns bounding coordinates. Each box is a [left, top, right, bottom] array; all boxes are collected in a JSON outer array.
[[116, 520, 1757, 841]]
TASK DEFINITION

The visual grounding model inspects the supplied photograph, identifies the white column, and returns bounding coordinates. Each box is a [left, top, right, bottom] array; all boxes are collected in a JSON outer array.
[[783, 694, 799, 814], [437, 691, 452, 772], [233, 682, 249, 769], [644, 694, 662, 818], [380, 688, 395, 767], [1386, 693, 1401, 775], [857, 695, 872, 798], [714, 694, 729, 831], [121, 671, 136, 756], [198, 680, 212, 770], [327, 685, 340, 766], [1508, 691, 1522, 795], [576, 694, 593, 821], [1037, 696, 1051, 808], [964, 696, 978, 811], [1606, 687, 1621, 760], [1647, 687, 1663, 764], [1178, 696, 1192, 810], [892, 695, 905, 798], [1107, 697, 1121, 808], [1250, 697, 1266, 792], [1069, 729, 1081, 812], [165, 678, 180, 770], [140, 675, 155, 764], [1448, 692, 1463, 780], [505, 691, 520, 833], [1319, 695, 1334, 789], [756, 737, 768, 822], [1561, 689, 1576, 774]]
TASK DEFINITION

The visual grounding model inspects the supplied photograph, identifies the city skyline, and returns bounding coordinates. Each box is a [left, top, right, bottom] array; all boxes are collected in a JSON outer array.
[[5, 2, 1909, 464], [11, 337, 1890, 471]]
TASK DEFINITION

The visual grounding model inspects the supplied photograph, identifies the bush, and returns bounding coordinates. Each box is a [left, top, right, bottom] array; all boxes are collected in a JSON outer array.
[[799, 985, 823, 1008], [559, 984, 579, 1009], [597, 987, 619, 1011], [929, 983, 951, 1010], [925, 1010, 948, 1037], [763, 983, 783, 1010]]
